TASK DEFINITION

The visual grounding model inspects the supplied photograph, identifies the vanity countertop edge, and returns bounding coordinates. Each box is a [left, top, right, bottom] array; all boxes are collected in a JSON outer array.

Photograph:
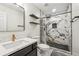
[[0, 38, 37, 56]]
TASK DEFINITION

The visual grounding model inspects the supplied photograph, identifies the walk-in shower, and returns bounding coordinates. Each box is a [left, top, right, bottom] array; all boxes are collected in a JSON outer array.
[[46, 13, 71, 51], [39, 3, 72, 55]]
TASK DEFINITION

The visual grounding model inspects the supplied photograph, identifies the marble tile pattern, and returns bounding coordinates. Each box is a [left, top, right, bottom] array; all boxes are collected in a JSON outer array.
[[46, 13, 71, 45]]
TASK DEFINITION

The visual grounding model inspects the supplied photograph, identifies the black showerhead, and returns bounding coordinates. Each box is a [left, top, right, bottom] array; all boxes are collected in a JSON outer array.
[[74, 16, 79, 18]]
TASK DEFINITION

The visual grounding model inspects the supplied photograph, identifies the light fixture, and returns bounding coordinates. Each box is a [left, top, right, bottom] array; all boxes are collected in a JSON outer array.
[[52, 9, 56, 12]]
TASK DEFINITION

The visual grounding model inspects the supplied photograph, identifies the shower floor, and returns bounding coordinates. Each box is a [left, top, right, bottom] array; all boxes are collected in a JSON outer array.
[[47, 41, 69, 51]]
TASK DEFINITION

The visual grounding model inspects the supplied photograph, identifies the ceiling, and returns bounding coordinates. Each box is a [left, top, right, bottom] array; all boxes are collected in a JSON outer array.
[[33, 3, 70, 15]]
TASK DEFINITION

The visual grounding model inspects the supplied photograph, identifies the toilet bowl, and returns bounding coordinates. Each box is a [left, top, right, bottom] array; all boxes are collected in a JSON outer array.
[[31, 36, 50, 50], [32, 36, 52, 55], [37, 44, 53, 56], [38, 44, 50, 50]]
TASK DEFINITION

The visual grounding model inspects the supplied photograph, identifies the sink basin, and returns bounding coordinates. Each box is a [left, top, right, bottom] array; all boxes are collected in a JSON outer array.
[[2, 40, 29, 49]]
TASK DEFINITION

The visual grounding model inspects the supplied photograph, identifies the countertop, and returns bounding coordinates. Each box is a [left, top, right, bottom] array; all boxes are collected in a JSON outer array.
[[0, 38, 37, 56]]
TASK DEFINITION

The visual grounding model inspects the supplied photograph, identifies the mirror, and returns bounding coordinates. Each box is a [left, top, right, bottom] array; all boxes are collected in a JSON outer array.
[[0, 3, 25, 31]]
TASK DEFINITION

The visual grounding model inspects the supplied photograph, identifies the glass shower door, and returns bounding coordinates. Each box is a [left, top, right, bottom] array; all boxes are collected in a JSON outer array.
[[45, 13, 71, 52]]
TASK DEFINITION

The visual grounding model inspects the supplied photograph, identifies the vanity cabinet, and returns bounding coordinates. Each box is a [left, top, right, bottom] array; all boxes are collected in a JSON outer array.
[[9, 42, 37, 56]]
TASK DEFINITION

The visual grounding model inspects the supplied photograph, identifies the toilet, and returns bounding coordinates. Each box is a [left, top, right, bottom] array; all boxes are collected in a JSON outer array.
[[37, 44, 53, 56], [37, 44, 50, 51], [37, 37, 50, 51], [32, 36, 52, 55]]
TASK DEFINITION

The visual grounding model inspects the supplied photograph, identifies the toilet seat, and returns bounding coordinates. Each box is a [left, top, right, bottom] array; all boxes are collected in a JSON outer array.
[[37, 44, 53, 56], [38, 44, 50, 50]]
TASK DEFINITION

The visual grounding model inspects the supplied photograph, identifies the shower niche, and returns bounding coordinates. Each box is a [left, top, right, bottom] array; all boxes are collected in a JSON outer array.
[[52, 23, 57, 28]]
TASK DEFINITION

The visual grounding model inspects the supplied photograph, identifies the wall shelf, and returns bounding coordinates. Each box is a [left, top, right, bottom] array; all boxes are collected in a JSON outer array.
[[29, 14, 39, 19], [29, 22, 39, 25]]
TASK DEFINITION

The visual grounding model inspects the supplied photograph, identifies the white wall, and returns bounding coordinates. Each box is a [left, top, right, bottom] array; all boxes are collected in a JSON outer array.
[[0, 3, 40, 43], [72, 3, 79, 55], [23, 3, 40, 38]]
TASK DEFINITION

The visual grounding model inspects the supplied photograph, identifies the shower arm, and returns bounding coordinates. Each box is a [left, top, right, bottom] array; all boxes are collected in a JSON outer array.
[[71, 16, 79, 22]]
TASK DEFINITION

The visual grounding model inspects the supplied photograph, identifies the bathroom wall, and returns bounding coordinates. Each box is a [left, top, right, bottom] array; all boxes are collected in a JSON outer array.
[[23, 3, 40, 38], [0, 3, 40, 43], [72, 3, 79, 55]]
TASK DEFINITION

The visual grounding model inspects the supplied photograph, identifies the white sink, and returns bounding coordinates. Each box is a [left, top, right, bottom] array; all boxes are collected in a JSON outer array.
[[2, 40, 29, 49]]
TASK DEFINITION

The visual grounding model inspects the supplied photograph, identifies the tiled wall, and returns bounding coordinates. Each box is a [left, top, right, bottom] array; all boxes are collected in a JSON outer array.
[[46, 13, 71, 46]]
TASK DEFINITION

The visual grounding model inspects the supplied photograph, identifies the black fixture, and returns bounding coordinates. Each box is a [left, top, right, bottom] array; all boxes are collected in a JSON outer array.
[[30, 14, 39, 19], [71, 16, 79, 22]]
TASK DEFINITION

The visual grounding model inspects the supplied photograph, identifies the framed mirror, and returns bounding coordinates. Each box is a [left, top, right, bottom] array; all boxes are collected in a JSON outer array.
[[0, 3, 25, 32]]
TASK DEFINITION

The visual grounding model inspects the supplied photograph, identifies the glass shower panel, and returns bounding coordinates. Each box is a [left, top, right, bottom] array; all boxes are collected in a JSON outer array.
[[46, 13, 71, 52]]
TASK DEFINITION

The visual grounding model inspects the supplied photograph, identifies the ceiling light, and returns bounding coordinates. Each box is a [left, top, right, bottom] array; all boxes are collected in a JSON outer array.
[[52, 9, 56, 12]]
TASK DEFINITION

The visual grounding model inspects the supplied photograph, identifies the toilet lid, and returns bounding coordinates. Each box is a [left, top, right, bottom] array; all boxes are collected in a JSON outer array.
[[38, 44, 50, 49]]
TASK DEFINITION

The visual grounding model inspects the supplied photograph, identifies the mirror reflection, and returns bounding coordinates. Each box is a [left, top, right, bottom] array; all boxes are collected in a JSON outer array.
[[0, 3, 25, 31]]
